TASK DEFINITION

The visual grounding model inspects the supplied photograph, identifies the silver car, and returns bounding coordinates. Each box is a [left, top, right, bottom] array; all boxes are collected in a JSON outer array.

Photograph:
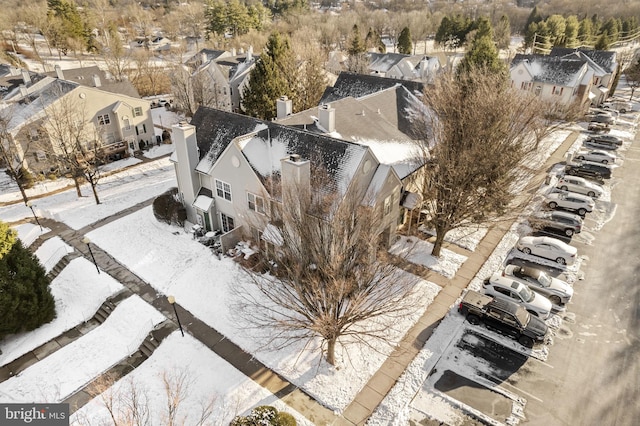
[[556, 176, 604, 198], [502, 265, 573, 306], [545, 191, 595, 216]]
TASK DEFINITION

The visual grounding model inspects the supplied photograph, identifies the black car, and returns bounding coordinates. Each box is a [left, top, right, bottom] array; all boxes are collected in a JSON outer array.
[[565, 161, 612, 180], [458, 290, 548, 347]]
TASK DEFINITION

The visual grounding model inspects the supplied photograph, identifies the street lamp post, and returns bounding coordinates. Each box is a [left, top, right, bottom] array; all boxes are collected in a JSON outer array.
[[81, 236, 100, 274], [25, 201, 43, 231], [167, 295, 184, 337]]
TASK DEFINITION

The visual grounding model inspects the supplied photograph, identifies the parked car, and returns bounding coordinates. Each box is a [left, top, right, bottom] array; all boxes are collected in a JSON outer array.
[[556, 176, 604, 198], [502, 264, 573, 306], [458, 290, 548, 347], [591, 113, 615, 125], [574, 149, 616, 164], [585, 134, 623, 148], [529, 210, 584, 236], [545, 191, 595, 215], [587, 122, 610, 133], [516, 235, 578, 265], [602, 100, 633, 113], [565, 162, 612, 180], [483, 273, 553, 319]]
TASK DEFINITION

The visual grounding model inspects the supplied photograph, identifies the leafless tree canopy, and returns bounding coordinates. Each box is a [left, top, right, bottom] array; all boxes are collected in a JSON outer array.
[[414, 68, 563, 256], [234, 176, 420, 366]]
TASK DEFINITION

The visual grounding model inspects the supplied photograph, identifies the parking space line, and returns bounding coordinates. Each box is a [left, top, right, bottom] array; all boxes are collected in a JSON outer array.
[[480, 371, 545, 404]]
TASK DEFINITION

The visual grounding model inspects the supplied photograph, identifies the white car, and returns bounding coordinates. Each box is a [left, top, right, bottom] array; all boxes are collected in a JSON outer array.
[[516, 235, 578, 265], [502, 265, 574, 306], [556, 176, 604, 198], [545, 191, 595, 215], [484, 273, 552, 319], [575, 149, 616, 164]]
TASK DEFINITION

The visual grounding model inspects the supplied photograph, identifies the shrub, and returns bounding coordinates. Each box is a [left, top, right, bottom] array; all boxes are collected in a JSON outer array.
[[229, 405, 296, 426], [153, 188, 186, 226], [0, 224, 56, 340]]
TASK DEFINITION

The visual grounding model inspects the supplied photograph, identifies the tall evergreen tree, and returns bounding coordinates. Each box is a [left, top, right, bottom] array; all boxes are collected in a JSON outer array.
[[457, 34, 506, 78], [347, 24, 368, 73], [366, 27, 385, 53], [242, 32, 295, 120], [46, 0, 87, 54], [563, 16, 580, 48], [0, 222, 56, 340], [578, 18, 594, 45], [397, 27, 412, 54], [494, 15, 511, 50], [594, 33, 610, 50]]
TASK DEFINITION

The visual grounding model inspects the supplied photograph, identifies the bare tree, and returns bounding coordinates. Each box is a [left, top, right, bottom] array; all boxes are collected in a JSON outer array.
[[42, 88, 105, 204], [624, 57, 640, 101], [414, 68, 563, 257], [234, 174, 419, 366], [75, 368, 218, 426], [0, 106, 31, 205], [102, 24, 132, 82], [170, 65, 228, 116]]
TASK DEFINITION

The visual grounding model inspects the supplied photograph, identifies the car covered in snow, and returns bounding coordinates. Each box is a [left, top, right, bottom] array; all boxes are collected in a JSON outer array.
[[502, 264, 573, 306], [516, 235, 578, 266], [483, 273, 552, 319]]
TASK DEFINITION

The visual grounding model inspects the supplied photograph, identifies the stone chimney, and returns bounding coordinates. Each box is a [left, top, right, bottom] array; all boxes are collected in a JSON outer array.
[[172, 122, 201, 225], [19, 85, 28, 97], [318, 104, 335, 133], [55, 65, 64, 80], [21, 70, 31, 84], [92, 74, 101, 87], [276, 96, 292, 119], [246, 45, 253, 61], [200, 52, 208, 65], [281, 154, 311, 204]]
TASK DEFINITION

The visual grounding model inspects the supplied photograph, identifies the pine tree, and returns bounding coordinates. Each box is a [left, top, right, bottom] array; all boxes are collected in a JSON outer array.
[[347, 24, 368, 74], [494, 15, 511, 50], [242, 33, 295, 120], [366, 28, 385, 53], [457, 34, 506, 78], [397, 27, 412, 54], [0, 221, 16, 259], [0, 222, 56, 340], [594, 33, 610, 50]]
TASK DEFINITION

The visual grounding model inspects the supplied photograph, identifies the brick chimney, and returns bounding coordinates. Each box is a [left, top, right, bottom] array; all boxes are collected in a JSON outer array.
[[276, 96, 292, 119], [318, 104, 335, 133]]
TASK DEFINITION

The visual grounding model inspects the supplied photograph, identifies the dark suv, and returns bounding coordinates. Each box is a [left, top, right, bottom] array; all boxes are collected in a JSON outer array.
[[529, 210, 583, 236], [584, 135, 623, 151], [565, 162, 612, 181], [458, 290, 548, 347]]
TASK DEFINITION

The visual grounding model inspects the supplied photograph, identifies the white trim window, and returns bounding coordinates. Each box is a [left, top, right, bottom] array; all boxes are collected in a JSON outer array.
[[133, 106, 143, 117], [215, 179, 232, 201], [383, 195, 392, 216], [247, 192, 265, 214], [221, 213, 235, 233], [97, 114, 111, 125]]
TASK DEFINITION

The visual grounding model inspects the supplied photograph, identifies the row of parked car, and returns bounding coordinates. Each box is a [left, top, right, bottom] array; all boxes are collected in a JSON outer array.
[[459, 128, 625, 348]]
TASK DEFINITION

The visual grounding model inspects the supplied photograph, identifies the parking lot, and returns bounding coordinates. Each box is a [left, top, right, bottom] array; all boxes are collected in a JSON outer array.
[[410, 111, 640, 425]]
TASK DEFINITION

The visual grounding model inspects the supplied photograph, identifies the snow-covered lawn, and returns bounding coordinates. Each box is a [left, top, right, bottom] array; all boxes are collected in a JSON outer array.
[[0, 258, 123, 367], [0, 296, 164, 403], [0, 158, 176, 228], [142, 142, 175, 159], [419, 224, 488, 252], [13, 223, 49, 248], [87, 206, 443, 411], [34, 237, 74, 273], [72, 332, 313, 426], [390, 235, 468, 279]]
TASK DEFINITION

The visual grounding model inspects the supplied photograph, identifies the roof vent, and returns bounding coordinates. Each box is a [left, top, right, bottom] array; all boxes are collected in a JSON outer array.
[[289, 154, 301, 162]]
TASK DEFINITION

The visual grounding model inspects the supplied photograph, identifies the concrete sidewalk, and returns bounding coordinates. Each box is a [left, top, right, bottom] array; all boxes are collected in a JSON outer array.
[[338, 130, 580, 425]]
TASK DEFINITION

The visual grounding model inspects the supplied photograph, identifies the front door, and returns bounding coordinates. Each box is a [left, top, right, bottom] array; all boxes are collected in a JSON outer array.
[[203, 212, 211, 231]]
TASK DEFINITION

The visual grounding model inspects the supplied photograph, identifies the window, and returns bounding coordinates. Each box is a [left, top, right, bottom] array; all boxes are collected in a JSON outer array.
[[552, 86, 564, 96], [383, 195, 392, 216], [135, 124, 146, 135], [502, 314, 517, 327], [534, 86, 542, 96], [495, 287, 511, 297], [97, 114, 111, 125], [221, 213, 235, 233], [215, 179, 232, 201], [247, 192, 265, 214], [123, 117, 131, 130], [133, 106, 143, 117]]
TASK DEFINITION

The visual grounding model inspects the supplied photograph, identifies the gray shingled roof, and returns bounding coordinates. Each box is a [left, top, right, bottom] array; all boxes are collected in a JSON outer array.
[[550, 47, 617, 74], [320, 72, 424, 104], [512, 54, 587, 86], [368, 52, 411, 73], [43, 66, 140, 98]]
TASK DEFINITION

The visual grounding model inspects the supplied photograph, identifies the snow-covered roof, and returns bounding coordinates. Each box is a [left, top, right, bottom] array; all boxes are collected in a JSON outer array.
[[364, 164, 392, 204], [369, 52, 412, 73], [192, 194, 214, 211], [511, 54, 587, 87], [320, 72, 424, 104], [550, 47, 617, 74]]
